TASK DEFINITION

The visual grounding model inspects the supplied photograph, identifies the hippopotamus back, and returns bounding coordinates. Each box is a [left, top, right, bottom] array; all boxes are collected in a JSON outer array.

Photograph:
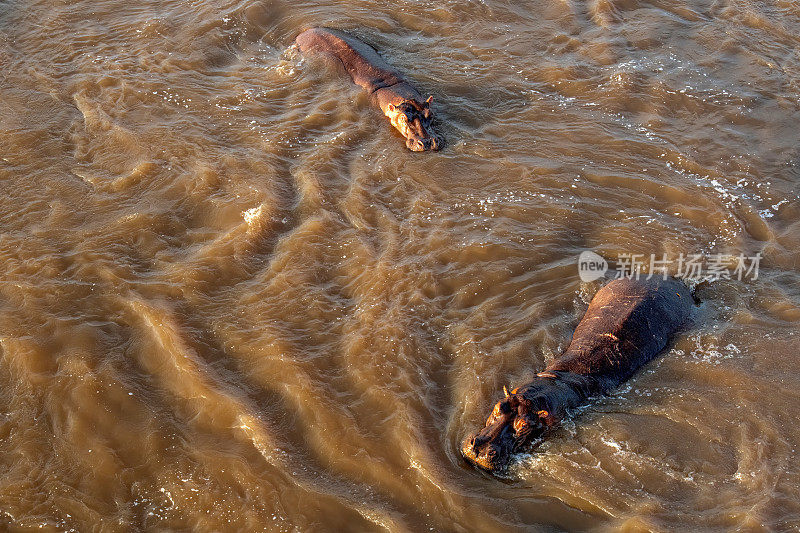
[[295, 28, 404, 95], [547, 277, 693, 391]]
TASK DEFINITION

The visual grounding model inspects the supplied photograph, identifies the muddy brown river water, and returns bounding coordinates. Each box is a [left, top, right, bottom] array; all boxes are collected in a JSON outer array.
[[1, 0, 800, 531]]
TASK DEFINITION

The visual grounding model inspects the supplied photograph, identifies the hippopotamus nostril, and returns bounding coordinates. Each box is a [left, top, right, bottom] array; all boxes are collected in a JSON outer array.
[[410, 138, 435, 152], [408, 137, 435, 151]]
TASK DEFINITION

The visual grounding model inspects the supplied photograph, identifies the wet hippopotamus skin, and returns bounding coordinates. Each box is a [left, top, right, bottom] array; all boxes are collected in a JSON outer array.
[[462, 277, 695, 473], [295, 27, 441, 152]]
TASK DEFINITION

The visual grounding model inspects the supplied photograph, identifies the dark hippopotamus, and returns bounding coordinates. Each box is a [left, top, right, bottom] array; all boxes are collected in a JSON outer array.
[[295, 27, 441, 152], [462, 276, 696, 473]]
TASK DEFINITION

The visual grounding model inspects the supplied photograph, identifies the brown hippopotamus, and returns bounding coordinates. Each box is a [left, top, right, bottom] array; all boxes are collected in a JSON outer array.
[[462, 276, 696, 473], [295, 27, 441, 152]]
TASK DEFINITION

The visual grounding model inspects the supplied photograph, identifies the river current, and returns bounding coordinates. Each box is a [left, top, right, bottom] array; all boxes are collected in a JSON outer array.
[[1, 0, 799, 531]]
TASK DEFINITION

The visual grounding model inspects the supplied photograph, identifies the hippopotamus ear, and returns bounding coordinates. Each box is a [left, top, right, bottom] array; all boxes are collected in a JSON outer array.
[[537, 410, 556, 426], [422, 96, 434, 119]]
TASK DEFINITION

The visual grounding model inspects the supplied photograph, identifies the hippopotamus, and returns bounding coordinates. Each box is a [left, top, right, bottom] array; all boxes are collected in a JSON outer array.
[[294, 27, 441, 152], [462, 276, 696, 473]]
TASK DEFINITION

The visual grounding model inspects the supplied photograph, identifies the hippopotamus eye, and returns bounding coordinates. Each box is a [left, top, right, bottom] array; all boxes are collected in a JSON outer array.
[[513, 417, 529, 433]]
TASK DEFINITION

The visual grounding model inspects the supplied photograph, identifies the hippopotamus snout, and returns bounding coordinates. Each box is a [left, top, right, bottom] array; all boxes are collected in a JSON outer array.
[[461, 402, 517, 472], [462, 432, 513, 472], [406, 135, 440, 152]]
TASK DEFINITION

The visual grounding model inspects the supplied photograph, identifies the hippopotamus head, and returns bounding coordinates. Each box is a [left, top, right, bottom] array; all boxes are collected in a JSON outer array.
[[461, 384, 556, 473], [386, 96, 441, 152]]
